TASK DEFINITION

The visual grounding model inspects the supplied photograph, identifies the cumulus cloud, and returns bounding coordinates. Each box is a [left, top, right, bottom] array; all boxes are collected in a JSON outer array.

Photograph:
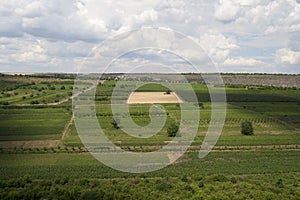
[[214, 0, 240, 22], [198, 31, 239, 62], [0, 0, 299, 73], [233, 0, 300, 34], [276, 48, 300, 65]]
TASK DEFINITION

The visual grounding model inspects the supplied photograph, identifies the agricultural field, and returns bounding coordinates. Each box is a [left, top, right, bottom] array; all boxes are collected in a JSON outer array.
[[0, 73, 299, 199], [0, 74, 74, 105]]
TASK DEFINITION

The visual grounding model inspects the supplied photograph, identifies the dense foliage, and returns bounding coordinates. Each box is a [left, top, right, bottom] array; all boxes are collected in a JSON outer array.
[[167, 123, 179, 137], [241, 121, 254, 135], [0, 173, 299, 200]]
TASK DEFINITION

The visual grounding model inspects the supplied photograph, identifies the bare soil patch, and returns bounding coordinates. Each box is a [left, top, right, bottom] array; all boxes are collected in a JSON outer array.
[[127, 92, 183, 104], [0, 140, 60, 149]]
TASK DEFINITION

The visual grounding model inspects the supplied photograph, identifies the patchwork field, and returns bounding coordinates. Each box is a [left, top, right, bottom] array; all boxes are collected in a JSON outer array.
[[0, 73, 299, 199]]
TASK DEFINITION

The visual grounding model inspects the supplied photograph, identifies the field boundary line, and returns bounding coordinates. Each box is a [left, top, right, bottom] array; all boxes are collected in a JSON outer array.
[[61, 115, 74, 140]]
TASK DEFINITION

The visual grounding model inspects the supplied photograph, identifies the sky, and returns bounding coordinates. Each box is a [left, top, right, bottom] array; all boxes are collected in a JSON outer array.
[[0, 0, 299, 74]]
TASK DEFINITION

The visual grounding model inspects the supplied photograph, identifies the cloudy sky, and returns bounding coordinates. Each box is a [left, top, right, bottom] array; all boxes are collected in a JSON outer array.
[[0, 0, 299, 73]]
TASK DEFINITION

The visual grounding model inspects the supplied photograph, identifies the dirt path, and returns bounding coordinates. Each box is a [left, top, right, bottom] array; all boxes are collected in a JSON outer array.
[[118, 144, 300, 152], [14, 80, 103, 107], [0, 140, 61, 149], [61, 115, 74, 140]]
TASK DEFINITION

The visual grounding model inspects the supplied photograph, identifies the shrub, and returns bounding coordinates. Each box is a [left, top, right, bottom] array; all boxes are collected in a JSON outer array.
[[80, 190, 104, 200], [241, 121, 254, 135], [198, 181, 204, 188], [211, 174, 228, 182], [1, 101, 9, 105], [230, 177, 237, 184], [167, 123, 179, 137], [165, 89, 171, 94], [276, 178, 284, 188], [155, 181, 172, 191], [30, 100, 39, 104], [111, 118, 120, 129]]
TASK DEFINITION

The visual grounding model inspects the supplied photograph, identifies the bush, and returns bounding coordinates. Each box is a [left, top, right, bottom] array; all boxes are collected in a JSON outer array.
[[1, 101, 9, 105], [241, 121, 254, 135], [30, 100, 39, 104], [211, 174, 229, 182], [111, 118, 120, 129], [155, 180, 172, 191], [167, 123, 179, 137], [165, 89, 171, 94], [230, 177, 237, 184], [198, 181, 204, 188]]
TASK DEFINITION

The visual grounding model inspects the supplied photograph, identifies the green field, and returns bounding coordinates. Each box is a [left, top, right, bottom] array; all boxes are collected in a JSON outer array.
[[0, 74, 299, 199], [0, 151, 299, 199], [0, 107, 71, 141]]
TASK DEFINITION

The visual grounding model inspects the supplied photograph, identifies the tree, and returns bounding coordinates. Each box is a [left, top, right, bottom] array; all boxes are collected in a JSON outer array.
[[165, 89, 171, 95], [241, 121, 254, 135], [167, 123, 179, 137], [111, 117, 120, 129]]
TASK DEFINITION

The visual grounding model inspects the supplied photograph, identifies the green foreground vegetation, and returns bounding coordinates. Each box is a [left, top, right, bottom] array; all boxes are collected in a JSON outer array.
[[0, 73, 299, 199]]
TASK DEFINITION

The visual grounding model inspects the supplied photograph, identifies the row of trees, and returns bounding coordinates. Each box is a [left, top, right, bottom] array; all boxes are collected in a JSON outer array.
[[111, 118, 254, 136]]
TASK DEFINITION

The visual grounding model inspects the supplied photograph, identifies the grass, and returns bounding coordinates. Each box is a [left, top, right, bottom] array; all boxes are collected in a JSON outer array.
[[0, 108, 71, 141], [0, 151, 299, 179]]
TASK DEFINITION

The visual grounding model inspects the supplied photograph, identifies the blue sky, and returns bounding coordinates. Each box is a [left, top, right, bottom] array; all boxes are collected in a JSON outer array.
[[0, 0, 299, 73]]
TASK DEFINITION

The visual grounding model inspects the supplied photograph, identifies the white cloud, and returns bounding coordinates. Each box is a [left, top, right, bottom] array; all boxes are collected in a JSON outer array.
[[0, 37, 48, 64], [0, 0, 299, 73], [218, 57, 272, 73], [214, 0, 240, 22], [222, 57, 264, 67], [198, 31, 238, 62], [276, 48, 300, 65], [233, 0, 300, 34], [233, 0, 260, 6]]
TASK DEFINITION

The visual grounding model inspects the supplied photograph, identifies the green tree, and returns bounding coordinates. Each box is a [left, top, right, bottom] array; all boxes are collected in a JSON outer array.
[[167, 123, 179, 137], [241, 121, 254, 135], [111, 117, 120, 129], [165, 89, 171, 95]]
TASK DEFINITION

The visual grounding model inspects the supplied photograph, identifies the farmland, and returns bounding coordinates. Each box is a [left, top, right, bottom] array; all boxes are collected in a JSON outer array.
[[0, 73, 299, 199]]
